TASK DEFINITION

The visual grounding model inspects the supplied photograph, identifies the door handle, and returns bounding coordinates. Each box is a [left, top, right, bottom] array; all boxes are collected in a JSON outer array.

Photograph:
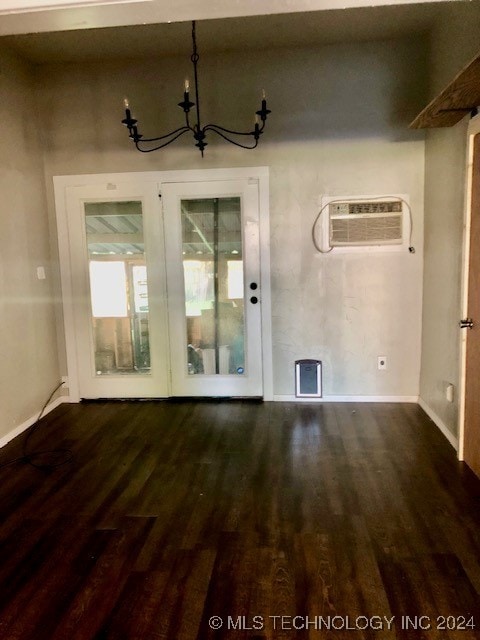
[[249, 282, 259, 303], [459, 318, 474, 329]]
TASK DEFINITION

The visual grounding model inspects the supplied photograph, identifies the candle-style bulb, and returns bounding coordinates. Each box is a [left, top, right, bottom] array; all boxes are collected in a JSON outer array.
[[262, 89, 266, 100], [255, 114, 260, 125], [184, 79, 190, 93], [123, 97, 130, 109]]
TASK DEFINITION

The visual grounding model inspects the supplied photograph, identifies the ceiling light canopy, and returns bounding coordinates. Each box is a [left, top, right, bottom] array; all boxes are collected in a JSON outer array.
[[122, 20, 271, 156]]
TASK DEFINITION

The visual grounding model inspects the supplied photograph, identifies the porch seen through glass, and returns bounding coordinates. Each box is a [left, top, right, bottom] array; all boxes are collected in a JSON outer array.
[[84, 201, 151, 376], [181, 197, 246, 375]]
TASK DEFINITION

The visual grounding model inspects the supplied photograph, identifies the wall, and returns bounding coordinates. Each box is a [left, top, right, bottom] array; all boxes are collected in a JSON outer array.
[[420, 119, 467, 435], [419, 2, 480, 438], [39, 36, 427, 398], [0, 45, 60, 442]]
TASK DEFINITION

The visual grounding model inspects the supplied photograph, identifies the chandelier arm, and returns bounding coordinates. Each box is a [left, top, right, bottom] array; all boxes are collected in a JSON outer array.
[[134, 128, 192, 152], [135, 125, 192, 143], [206, 127, 260, 149], [204, 123, 262, 137]]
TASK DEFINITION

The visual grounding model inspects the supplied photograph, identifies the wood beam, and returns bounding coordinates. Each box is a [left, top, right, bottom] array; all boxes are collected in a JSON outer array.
[[410, 51, 480, 129]]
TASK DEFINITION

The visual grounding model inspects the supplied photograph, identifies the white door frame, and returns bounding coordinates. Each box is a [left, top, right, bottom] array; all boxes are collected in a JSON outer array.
[[458, 114, 480, 460], [53, 167, 273, 402]]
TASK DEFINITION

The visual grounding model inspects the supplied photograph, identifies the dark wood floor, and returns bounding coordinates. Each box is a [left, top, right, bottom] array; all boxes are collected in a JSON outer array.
[[1, 400, 480, 639]]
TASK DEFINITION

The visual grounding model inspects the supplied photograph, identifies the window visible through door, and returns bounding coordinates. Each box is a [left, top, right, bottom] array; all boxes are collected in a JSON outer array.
[[84, 201, 151, 376]]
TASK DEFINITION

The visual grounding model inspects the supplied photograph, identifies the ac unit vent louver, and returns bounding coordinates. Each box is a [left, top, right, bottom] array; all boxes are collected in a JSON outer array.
[[329, 200, 403, 247]]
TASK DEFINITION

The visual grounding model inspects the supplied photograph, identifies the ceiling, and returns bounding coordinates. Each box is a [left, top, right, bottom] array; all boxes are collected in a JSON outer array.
[[0, 0, 453, 36], [0, 2, 466, 65]]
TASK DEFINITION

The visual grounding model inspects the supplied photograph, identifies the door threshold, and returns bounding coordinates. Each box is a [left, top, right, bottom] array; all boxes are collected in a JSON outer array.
[[166, 396, 264, 403], [80, 396, 263, 403], [80, 397, 169, 403]]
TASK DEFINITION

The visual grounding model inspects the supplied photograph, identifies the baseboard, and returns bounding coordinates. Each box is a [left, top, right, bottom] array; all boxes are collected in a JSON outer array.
[[0, 396, 72, 450], [418, 397, 459, 451], [273, 395, 419, 403]]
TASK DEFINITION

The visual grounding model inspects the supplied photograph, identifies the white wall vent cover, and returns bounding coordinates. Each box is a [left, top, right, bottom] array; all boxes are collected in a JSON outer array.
[[320, 195, 409, 252]]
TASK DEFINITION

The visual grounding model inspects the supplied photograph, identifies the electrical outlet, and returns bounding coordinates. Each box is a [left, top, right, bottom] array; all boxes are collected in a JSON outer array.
[[377, 356, 387, 370]]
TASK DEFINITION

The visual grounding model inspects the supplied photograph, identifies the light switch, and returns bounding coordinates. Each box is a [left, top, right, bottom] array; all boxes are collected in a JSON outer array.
[[36, 266, 46, 280]]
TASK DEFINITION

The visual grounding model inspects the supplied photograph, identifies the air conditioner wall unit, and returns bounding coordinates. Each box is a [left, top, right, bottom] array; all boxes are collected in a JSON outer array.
[[320, 195, 410, 252]]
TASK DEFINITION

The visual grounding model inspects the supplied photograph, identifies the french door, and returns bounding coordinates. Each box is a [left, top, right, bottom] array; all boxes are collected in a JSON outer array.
[[62, 176, 263, 398], [162, 180, 263, 397], [65, 181, 169, 398]]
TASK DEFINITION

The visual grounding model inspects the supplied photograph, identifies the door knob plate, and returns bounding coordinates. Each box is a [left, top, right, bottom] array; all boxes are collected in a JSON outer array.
[[459, 318, 474, 329]]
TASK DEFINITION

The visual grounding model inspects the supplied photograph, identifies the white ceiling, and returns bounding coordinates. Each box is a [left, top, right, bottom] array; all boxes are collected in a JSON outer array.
[[0, 0, 454, 35], [0, 2, 464, 64]]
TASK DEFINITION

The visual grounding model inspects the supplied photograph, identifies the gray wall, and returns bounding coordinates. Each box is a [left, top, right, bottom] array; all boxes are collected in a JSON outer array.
[[39, 36, 427, 397], [419, 3, 480, 436], [0, 2, 478, 442], [0, 45, 60, 441]]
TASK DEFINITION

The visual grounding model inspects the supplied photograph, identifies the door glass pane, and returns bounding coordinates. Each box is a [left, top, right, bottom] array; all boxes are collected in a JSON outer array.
[[84, 201, 151, 376], [181, 197, 245, 375]]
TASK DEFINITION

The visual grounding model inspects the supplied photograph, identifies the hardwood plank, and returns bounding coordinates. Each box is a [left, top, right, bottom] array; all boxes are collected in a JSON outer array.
[[5, 526, 114, 640], [49, 516, 155, 640], [0, 400, 479, 640]]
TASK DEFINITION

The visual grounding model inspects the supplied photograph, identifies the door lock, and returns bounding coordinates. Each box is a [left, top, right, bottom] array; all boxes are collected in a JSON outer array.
[[459, 318, 474, 329]]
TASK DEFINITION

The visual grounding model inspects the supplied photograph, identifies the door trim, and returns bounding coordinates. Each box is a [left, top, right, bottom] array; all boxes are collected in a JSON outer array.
[[53, 167, 273, 401], [458, 114, 480, 460]]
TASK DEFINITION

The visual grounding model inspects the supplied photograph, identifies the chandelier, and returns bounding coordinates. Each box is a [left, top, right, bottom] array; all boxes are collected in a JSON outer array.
[[122, 20, 271, 156]]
